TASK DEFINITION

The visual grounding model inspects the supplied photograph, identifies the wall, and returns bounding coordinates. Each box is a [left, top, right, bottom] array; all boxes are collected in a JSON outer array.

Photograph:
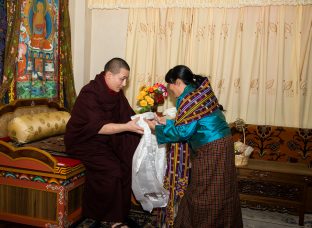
[[69, 1, 128, 94]]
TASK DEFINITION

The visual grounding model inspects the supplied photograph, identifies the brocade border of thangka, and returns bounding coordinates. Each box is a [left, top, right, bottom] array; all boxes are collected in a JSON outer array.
[[0, 0, 6, 83]]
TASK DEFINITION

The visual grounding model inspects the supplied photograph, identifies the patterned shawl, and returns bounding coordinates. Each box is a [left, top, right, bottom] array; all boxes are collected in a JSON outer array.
[[175, 78, 219, 126]]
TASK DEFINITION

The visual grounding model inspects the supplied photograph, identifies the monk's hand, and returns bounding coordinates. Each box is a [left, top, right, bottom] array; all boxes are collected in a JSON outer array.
[[128, 117, 144, 134], [144, 118, 157, 131]]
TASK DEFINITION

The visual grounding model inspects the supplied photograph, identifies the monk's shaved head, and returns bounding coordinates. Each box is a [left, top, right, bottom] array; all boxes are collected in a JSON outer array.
[[104, 57, 130, 74]]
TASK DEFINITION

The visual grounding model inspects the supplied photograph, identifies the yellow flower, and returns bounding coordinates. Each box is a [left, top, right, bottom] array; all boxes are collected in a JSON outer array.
[[145, 96, 154, 105], [137, 95, 143, 100], [137, 90, 148, 100], [141, 90, 147, 96], [139, 100, 148, 107]]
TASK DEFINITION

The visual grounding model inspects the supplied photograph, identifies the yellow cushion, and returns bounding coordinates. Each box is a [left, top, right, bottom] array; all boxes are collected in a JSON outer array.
[[0, 106, 59, 138], [8, 111, 70, 143]]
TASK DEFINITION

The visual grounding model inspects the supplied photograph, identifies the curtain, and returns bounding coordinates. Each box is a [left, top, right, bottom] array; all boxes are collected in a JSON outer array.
[[0, 0, 76, 111], [125, 5, 312, 128], [88, 0, 312, 9]]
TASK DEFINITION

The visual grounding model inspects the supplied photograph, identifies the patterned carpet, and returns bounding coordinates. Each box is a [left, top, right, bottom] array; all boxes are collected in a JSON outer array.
[[72, 207, 312, 228], [1, 207, 311, 227], [72, 205, 157, 228], [242, 208, 312, 228]]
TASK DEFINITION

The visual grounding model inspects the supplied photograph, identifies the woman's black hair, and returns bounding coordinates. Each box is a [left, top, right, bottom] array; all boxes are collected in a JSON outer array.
[[218, 104, 226, 112], [165, 65, 206, 88], [166, 65, 226, 112]]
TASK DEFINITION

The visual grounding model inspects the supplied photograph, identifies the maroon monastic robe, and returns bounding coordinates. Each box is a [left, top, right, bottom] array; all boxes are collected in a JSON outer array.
[[64, 72, 140, 222]]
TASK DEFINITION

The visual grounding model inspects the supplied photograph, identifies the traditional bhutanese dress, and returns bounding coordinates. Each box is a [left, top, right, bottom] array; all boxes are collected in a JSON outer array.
[[155, 78, 243, 228]]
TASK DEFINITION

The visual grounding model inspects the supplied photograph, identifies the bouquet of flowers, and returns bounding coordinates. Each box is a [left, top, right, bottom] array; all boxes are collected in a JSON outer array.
[[136, 83, 168, 113]]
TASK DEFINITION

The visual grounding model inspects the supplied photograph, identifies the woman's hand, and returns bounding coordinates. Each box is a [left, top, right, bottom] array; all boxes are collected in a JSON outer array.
[[144, 119, 157, 131], [144, 114, 167, 131], [154, 115, 166, 125]]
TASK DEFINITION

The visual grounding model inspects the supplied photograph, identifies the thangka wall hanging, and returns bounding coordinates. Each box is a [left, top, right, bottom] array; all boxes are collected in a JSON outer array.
[[17, 0, 58, 99], [1, 0, 76, 110]]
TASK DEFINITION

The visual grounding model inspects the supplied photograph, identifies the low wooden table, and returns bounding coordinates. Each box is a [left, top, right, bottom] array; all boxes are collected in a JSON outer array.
[[236, 159, 312, 226]]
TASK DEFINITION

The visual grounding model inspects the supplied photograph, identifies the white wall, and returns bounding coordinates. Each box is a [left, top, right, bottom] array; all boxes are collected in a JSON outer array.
[[69, 1, 128, 94], [69, 0, 86, 94], [89, 9, 129, 79]]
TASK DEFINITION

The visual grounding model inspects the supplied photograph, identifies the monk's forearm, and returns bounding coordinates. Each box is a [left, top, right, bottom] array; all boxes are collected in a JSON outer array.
[[98, 118, 144, 135], [98, 123, 128, 135]]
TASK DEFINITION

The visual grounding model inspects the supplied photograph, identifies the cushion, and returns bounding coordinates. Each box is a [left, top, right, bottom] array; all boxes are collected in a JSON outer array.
[[0, 106, 59, 138], [8, 111, 70, 144]]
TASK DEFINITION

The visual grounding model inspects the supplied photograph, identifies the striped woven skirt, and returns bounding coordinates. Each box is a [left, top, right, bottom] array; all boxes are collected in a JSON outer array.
[[174, 136, 243, 228]]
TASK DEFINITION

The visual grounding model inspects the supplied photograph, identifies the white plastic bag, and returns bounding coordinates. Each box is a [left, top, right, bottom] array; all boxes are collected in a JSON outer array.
[[131, 113, 169, 212]]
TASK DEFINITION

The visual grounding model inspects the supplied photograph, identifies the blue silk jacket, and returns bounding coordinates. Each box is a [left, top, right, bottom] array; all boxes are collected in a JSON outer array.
[[155, 84, 231, 151]]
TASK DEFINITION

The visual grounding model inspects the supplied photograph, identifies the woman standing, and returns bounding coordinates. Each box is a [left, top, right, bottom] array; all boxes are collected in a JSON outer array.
[[145, 65, 243, 227]]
